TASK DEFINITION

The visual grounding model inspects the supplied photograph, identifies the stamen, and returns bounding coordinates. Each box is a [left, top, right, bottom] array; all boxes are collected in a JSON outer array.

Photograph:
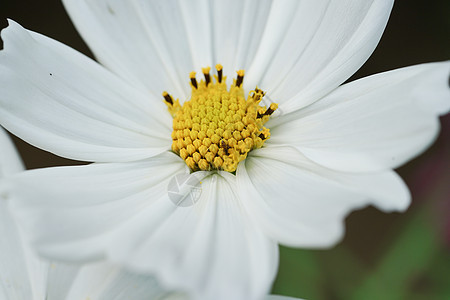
[[162, 91, 173, 105], [202, 67, 211, 86], [257, 103, 278, 119], [190, 71, 198, 89], [216, 64, 223, 83], [165, 65, 278, 172], [255, 87, 265, 96], [236, 70, 244, 87]]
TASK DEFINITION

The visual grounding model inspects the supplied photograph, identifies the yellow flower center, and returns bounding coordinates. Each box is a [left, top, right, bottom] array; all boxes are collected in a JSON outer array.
[[164, 64, 278, 172]]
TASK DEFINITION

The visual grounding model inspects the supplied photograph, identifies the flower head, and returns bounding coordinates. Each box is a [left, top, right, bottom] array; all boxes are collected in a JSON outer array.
[[0, 1, 448, 300]]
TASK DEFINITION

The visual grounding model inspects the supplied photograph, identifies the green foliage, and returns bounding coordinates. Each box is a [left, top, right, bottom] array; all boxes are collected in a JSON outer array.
[[272, 206, 449, 299]]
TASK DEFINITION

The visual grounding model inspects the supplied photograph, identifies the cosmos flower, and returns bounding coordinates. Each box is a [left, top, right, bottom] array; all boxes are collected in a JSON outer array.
[[0, 1, 448, 300], [0, 128, 189, 300]]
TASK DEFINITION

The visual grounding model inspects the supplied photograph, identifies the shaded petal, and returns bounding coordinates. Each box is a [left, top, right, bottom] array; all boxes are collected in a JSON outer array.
[[10, 160, 277, 300], [61, 0, 209, 100], [63, 0, 392, 114], [0, 128, 24, 176], [61, 262, 184, 300], [249, 0, 393, 114], [0, 128, 33, 299], [0, 139, 185, 299], [211, 0, 273, 76], [237, 146, 410, 247], [0, 21, 171, 163], [269, 62, 450, 172], [62, 0, 274, 100], [8, 152, 186, 261], [111, 172, 278, 300], [0, 199, 38, 299]]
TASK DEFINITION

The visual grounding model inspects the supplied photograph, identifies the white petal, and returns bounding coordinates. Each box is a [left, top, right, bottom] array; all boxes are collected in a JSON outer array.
[[0, 128, 35, 299], [0, 128, 24, 176], [45, 263, 82, 300], [0, 21, 172, 163], [1, 203, 178, 300], [0, 140, 183, 299], [61, 262, 184, 300], [10, 161, 277, 300], [237, 146, 410, 247], [8, 152, 186, 261], [62, 0, 275, 100], [248, 0, 393, 114], [62, 0, 208, 99], [211, 0, 273, 74], [269, 62, 450, 172], [111, 172, 278, 300], [0, 200, 37, 299]]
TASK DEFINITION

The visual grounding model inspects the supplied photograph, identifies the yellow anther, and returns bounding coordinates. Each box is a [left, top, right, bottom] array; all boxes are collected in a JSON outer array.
[[190, 71, 198, 89], [213, 156, 223, 168], [193, 152, 201, 163], [198, 145, 208, 156], [203, 138, 212, 148], [198, 159, 209, 170], [209, 143, 219, 155], [202, 67, 211, 85], [180, 148, 189, 160], [193, 139, 202, 149], [236, 70, 245, 87], [190, 130, 199, 140], [215, 64, 224, 84], [164, 65, 278, 172], [211, 134, 221, 144], [186, 144, 196, 155], [186, 157, 196, 169], [205, 152, 215, 163], [163, 91, 181, 117], [202, 67, 211, 73]]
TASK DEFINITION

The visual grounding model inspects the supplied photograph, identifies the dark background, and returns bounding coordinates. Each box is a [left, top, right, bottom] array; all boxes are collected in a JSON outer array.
[[1, 1, 449, 299]]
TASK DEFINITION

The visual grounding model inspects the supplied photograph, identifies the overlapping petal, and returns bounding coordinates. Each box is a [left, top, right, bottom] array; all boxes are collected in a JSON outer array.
[[0, 130, 181, 299], [0, 128, 23, 176], [8, 152, 185, 261], [62, 0, 274, 100], [248, 0, 393, 114], [112, 172, 278, 300], [268, 62, 450, 172], [237, 146, 409, 247], [0, 199, 37, 299], [62, 0, 393, 114], [7, 152, 276, 300], [57, 263, 183, 300], [0, 21, 172, 163], [0, 128, 31, 299]]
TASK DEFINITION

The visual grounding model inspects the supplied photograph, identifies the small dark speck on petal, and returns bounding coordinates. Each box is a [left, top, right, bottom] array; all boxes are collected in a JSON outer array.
[[49, 73, 52, 76], [107, 5, 115, 15]]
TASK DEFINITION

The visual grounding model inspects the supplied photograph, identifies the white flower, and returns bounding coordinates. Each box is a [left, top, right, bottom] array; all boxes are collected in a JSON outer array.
[[0, 1, 448, 300], [0, 128, 190, 300]]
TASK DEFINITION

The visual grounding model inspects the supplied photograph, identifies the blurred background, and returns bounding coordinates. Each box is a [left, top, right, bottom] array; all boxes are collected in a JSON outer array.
[[0, 1, 449, 299]]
